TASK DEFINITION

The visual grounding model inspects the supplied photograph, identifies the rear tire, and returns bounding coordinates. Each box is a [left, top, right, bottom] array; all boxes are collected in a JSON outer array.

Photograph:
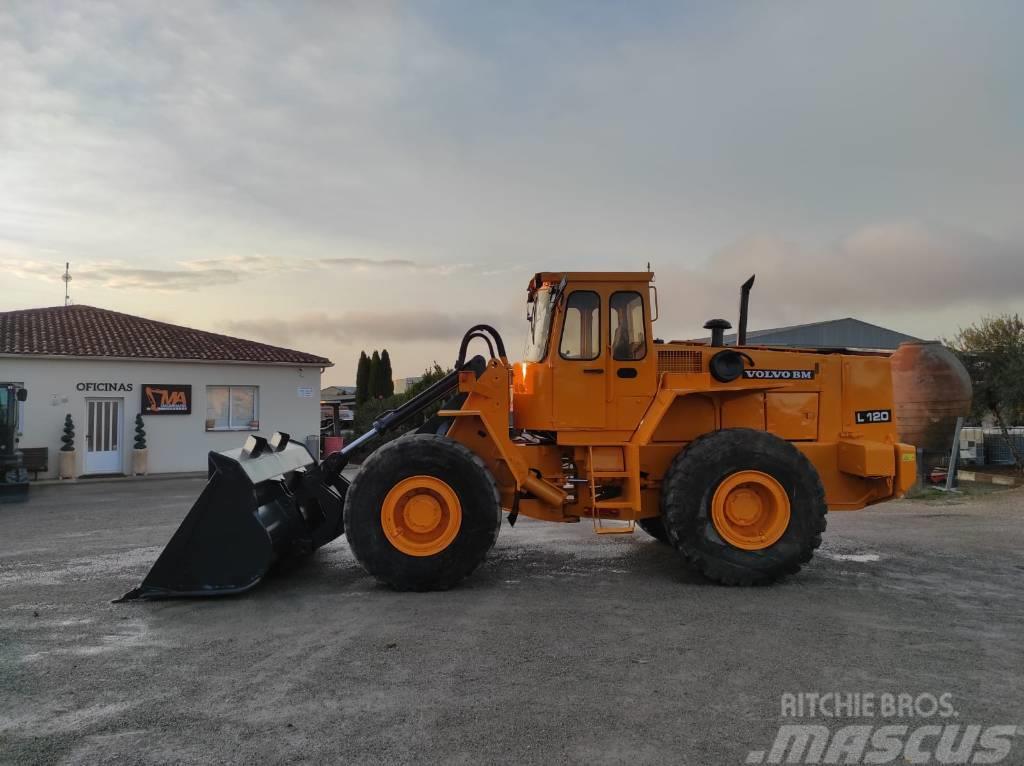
[[661, 428, 827, 585], [344, 434, 501, 591]]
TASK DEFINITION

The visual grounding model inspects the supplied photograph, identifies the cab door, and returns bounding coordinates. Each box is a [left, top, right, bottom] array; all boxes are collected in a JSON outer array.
[[608, 290, 657, 430], [552, 290, 606, 429]]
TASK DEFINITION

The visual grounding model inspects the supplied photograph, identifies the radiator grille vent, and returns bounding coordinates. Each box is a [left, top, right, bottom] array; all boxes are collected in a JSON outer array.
[[658, 349, 703, 374]]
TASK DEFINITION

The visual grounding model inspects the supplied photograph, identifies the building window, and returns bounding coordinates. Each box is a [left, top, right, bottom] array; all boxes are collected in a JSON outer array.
[[559, 291, 601, 360], [206, 386, 259, 431]]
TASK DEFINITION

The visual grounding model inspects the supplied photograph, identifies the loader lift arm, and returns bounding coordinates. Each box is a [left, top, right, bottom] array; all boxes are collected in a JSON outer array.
[[321, 323, 504, 478]]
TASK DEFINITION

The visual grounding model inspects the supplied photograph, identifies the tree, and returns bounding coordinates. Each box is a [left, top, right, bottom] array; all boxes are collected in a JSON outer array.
[[134, 414, 147, 450], [368, 350, 382, 399], [346, 362, 453, 461], [948, 314, 1024, 471], [380, 349, 394, 398], [355, 351, 370, 404], [60, 414, 75, 452], [404, 362, 448, 397]]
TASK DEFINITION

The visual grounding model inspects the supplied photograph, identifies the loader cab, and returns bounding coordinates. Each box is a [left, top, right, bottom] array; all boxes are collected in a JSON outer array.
[[515, 272, 657, 435]]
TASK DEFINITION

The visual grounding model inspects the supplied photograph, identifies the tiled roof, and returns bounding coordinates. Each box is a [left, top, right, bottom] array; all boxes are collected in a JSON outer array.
[[0, 305, 332, 366]]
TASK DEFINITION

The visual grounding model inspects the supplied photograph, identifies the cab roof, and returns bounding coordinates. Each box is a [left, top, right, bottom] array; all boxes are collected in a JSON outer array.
[[531, 271, 654, 289]]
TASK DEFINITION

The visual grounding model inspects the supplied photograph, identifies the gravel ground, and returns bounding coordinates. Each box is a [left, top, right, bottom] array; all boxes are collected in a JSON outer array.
[[1, 478, 1023, 764]]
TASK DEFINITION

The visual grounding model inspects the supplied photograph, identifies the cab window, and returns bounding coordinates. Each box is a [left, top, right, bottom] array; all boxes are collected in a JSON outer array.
[[559, 291, 601, 360], [524, 286, 555, 362], [610, 291, 646, 361]]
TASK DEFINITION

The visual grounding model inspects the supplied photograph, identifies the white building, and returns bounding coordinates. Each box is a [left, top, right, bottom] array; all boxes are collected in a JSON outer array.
[[0, 305, 332, 478], [393, 376, 422, 395]]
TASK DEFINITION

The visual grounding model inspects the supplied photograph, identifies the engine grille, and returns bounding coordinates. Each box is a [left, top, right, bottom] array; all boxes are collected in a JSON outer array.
[[657, 349, 703, 374]]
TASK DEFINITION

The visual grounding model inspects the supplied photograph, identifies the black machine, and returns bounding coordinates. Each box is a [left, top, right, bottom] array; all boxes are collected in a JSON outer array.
[[1, 383, 29, 503]]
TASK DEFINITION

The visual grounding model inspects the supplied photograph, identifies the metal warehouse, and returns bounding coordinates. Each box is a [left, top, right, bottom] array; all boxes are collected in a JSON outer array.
[[699, 317, 920, 350], [0, 305, 331, 479]]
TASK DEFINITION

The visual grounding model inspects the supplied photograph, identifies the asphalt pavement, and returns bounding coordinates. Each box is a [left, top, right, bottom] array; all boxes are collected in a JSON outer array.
[[1, 478, 1022, 764]]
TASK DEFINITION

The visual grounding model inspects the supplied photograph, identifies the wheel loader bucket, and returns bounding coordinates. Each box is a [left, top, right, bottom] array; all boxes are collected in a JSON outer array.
[[118, 433, 347, 601]]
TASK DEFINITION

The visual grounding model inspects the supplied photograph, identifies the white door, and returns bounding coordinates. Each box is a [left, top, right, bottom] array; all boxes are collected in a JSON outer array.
[[85, 398, 123, 474]]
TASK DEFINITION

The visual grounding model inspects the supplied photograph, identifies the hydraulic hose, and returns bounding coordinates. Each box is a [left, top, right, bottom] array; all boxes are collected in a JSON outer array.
[[456, 325, 507, 368]]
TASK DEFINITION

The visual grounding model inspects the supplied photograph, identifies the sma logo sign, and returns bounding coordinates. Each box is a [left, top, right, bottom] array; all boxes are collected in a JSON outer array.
[[142, 384, 192, 415]]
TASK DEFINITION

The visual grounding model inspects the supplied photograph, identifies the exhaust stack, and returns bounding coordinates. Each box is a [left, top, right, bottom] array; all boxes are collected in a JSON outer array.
[[738, 275, 755, 346]]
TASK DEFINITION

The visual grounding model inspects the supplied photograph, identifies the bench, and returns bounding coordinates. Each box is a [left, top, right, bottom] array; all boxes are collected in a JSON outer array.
[[20, 447, 49, 480]]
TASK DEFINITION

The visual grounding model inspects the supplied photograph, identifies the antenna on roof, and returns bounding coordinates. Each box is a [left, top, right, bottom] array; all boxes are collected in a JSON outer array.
[[62, 262, 72, 306]]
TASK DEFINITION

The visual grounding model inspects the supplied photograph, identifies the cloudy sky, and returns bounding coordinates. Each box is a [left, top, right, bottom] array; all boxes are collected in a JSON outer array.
[[2, 1, 1021, 384]]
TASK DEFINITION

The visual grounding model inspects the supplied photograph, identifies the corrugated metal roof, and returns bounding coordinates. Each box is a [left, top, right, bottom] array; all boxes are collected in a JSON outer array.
[[686, 317, 921, 350]]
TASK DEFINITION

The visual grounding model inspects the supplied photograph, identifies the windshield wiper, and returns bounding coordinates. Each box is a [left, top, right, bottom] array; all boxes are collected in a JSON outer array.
[[550, 274, 568, 309]]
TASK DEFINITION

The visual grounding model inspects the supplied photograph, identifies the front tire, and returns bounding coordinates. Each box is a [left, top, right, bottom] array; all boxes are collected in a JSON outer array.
[[344, 434, 501, 591], [661, 429, 827, 585]]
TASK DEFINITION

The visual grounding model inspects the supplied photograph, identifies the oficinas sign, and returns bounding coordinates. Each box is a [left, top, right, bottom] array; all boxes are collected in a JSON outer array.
[[141, 384, 192, 415], [76, 382, 134, 392]]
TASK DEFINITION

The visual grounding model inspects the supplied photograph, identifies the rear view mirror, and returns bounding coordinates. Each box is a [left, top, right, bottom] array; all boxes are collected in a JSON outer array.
[[16, 388, 27, 402]]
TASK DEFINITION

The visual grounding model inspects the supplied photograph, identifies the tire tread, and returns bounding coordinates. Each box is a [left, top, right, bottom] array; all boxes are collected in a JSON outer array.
[[343, 434, 501, 591], [661, 428, 827, 586]]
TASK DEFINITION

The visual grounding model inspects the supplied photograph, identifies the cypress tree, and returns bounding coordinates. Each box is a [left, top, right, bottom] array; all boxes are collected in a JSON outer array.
[[134, 413, 147, 450], [368, 350, 382, 399], [355, 351, 370, 403], [380, 349, 394, 398], [60, 414, 75, 452]]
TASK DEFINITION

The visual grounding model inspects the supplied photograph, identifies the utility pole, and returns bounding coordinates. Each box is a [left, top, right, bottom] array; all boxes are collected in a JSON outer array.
[[62, 262, 72, 306]]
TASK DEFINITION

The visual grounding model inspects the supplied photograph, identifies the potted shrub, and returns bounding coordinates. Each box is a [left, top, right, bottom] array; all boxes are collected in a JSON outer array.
[[132, 414, 148, 476], [59, 413, 76, 480]]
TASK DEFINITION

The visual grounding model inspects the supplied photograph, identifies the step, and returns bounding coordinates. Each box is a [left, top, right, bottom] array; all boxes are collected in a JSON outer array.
[[594, 525, 636, 535], [593, 500, 634, 510]]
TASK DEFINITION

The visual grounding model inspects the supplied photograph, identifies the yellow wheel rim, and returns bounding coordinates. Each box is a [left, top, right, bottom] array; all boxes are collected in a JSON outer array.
[[710, 470, 791, 551], [381, 475, 462, 557]]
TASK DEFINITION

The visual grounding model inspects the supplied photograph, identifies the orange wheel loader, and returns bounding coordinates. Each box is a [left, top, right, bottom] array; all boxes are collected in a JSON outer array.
[[119, 272, 916, 599]]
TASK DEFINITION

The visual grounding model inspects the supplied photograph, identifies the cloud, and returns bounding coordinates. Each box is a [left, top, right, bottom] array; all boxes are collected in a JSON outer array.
[[656, 222, 1024, 336], [0, 254, 457, 292], [319, 257, 469, 275], [320, 257, 419, 270], [2, 3, 1022, 379], [221, 221, 1024, 350], [87, 266, 241, 290], [221, 309, 506, 347], [3, 3, 1020, 272]]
